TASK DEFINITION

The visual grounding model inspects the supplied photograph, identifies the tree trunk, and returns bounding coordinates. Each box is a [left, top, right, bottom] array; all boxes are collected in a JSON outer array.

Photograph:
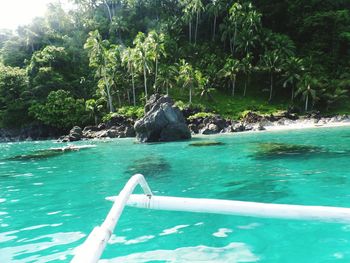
[[232, 22, 237, 55], [189, 87, 192, 103], [305, 94, 309, 112], [269, 72, 273, 102], [94, 115, 98, 126], [189, 21, 192, 43], [106, 84, 114, 112], [103, 0, 113, 22], [195, 11, 199, 45], [166, 86, 169, 95], [154, 58, 158, 92], [117, 92, 121, 107], [243, 75, 248, 97], [127, 89, 131, 104], [143, 61, 148, 102], [291, 86, 294, 102], [231, 77, 236, 96], [131, 69, 136, 106], [212, 15, 217, 41]]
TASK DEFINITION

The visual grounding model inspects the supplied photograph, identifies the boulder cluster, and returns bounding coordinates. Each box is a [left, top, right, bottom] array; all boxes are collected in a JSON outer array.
[[10, 94, 348, 143], [58, 115, 135, 142]]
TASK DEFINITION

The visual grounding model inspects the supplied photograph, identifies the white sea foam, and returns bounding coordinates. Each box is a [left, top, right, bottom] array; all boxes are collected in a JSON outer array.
[[237, 223, 261, 230], [212, 228, 233, 238], [108, 234, 155, 245], [100, 242, 259, 263], [159, 224, 190, 236]]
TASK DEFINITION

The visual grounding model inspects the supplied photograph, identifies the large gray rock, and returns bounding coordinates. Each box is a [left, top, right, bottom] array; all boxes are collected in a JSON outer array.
[[134, 94, 191, 142]]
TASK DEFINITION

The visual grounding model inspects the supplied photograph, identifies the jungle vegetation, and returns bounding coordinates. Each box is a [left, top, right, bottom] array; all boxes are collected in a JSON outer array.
[[0, 0, 349, 130]]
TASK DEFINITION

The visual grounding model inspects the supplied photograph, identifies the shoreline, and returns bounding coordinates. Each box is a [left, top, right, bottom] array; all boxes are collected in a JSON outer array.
[[1, 117, 350, 143], [193, 119, 350, 138]]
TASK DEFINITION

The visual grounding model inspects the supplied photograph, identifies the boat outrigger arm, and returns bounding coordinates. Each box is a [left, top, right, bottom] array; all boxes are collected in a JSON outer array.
[[71, 174, 350, 263]]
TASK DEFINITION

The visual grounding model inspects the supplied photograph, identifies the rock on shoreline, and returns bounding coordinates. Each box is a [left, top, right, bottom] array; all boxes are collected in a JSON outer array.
[[134, 94, 191, 142]]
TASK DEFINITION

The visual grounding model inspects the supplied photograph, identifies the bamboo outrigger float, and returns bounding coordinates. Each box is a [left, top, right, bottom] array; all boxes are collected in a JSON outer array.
[[71, 174, 350, 263]]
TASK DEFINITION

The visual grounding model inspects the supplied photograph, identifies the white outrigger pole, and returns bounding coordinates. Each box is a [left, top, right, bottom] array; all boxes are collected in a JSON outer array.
[[72, 174, 350, 263]]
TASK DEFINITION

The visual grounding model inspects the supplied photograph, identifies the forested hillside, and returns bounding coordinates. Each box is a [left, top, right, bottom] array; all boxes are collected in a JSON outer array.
[[0, 0, 349, 131]]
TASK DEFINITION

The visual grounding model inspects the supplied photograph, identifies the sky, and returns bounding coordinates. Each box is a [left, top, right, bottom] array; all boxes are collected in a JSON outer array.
[[0, 0, 72, 30]]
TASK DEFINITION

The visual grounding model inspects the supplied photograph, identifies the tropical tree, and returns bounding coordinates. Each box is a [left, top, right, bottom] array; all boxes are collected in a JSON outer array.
[[85, 98, 104, 125], [196, 70, 213, 101], [84, 30, 115, 112], [178, 59, 196, 103], [207, 0, 224, 41], [219, 17, 234, 54], [295, 74, 319, 112], [29, 90, 86, 130], [192, 0, 205, 45], [321, 83, 348, 111], [157, 64, 178, 95], [147, 31, 166, 92], [220, 57, 240, 96], [182, 0, 204, 45], [133, 32, 151, 102], [228, 2, 243, 55], [283, 57, 304, 102], [240, 53, 253, 97], [122, 47, 137, 106], [110, 16, 128, 41], [259, 50, 283, 102]]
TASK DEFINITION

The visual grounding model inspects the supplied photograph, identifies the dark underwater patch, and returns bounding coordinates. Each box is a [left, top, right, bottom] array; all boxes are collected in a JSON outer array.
[[222, 179, 290, 203], [125, 156, 171, 177], [5, 145, 95, 161], [189, 141, 225, 147], [253, 142, 325, 160]]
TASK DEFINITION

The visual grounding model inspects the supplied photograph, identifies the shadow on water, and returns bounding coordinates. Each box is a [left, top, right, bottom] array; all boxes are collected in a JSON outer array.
[[221, 179, 290, 203], [125, 156, 171, 177], [251, 142, 350, 160]]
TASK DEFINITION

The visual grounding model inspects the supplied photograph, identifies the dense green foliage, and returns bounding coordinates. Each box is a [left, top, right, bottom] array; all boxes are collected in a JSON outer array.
[[0, 0, 349, 129]]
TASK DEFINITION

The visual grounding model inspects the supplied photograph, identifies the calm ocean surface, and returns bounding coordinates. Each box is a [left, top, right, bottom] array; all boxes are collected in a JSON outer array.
[[1, 126, 350, 262]]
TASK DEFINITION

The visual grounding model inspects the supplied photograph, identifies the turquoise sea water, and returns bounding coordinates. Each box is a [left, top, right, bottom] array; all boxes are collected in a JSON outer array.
[[1, 126, 350, 262]]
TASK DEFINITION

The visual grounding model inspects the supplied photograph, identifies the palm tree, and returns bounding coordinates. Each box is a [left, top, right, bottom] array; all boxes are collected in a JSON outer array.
[[228, 2, 243, 55], [207, 0, 224, 41], [219, 17, 234, 54], [260, 50, 283, 102], [235, 3, 261, 56], [220, 57, 240, 96], [147, 31, 166, 92], [111, 16, 128, 41], [122, 47, 137, 106], [157, 64, 178, 95], [283, 57, 304, 102], [178, 59, 196, 103], [84, 30, 115, 112], [192, 0, 205, 45], [133, 32, 151, 102], [181, 0, 194, 43], [240, 53, 253, 97], [196, 70, 213, 101], [295, 74, 319, 112], [85, 98, 104, 125]]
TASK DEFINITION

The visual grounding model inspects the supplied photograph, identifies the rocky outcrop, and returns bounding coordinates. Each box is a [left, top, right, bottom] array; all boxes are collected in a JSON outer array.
[[187, 115, 231, 135], [134, 94, 191, 142], [82, 114, 135, 140], [58, 114, 136, 142], [60, 126, 83, 142], [0, 123, 60, 142]]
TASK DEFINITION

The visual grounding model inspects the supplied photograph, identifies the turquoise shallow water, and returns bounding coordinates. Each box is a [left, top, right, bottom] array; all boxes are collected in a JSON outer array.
[[1, 126, 350, 262]]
